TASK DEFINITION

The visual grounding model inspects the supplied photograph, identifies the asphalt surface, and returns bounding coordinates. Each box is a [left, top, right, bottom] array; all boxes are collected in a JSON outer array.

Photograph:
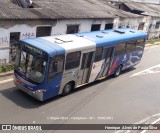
[[0, 45, 160, 133]]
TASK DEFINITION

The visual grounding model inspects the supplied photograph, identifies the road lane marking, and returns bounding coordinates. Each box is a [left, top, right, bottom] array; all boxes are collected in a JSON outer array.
[[0, 78, 13, 84], [130, 64, 160, 77], [115, 113, 160, 133], [141, 118, 160, 133]]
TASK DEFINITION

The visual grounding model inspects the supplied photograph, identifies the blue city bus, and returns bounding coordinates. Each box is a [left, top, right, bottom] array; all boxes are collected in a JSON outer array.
[[14, 28, 147, 101]]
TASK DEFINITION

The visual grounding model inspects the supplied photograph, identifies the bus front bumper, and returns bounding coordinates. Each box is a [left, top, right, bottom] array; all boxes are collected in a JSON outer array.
[[14, 80, 44, 101]]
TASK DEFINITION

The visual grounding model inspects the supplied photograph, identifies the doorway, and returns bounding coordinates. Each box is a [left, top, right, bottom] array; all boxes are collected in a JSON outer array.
[[78, 51, 94, 85], [10, 32, 20, 62], [101, 47, 114, 77]]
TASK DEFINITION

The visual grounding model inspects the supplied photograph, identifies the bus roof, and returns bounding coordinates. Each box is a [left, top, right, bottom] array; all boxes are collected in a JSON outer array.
[[20, 38, 64, 56], [21, 28, 147, 56], [40, 35, 96, 53], [76, 28, 147, 47]]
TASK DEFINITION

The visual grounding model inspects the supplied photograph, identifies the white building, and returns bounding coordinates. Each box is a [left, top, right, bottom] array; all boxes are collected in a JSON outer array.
[[0, 0, 144, 64], [112, 2, 160, 39]]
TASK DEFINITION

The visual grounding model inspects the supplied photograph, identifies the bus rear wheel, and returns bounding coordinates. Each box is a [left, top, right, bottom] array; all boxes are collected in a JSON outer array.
[[62, 82, 73, 96], [114, 65, 122, 77]]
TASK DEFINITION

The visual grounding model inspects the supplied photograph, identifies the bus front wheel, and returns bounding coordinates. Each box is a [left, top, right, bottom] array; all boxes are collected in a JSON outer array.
[[62, 82, 73, 96], [114, 65, 122, 77]]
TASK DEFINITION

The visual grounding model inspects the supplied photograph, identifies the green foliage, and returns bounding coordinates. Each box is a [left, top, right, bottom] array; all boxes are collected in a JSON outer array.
[[0, 64, 14, 74]]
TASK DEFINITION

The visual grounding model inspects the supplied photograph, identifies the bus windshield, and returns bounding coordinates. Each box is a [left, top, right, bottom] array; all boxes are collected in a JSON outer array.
[[15, 48, 47, 84]]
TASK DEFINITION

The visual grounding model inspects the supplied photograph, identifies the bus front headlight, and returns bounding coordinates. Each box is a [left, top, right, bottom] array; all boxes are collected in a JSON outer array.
[[34, 89, 46, 94]]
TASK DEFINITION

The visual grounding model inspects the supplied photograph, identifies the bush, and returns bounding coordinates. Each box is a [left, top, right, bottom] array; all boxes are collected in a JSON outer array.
[[0, 64, 14, 74]]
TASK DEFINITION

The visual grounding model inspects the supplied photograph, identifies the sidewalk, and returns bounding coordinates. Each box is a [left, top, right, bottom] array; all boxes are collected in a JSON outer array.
[[0, 71, 13, 78], [0, 71, 13, 83], [146, 41, 160, 47]]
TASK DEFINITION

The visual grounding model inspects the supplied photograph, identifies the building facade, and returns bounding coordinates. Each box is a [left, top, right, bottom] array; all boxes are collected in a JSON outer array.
[[113, 2, 160, 39], [0, 18, 117, 64], [0, 0, 145, 64]]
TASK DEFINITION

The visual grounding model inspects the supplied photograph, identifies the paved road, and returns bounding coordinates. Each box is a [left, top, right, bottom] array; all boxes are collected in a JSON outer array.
[[0, 45, 160, 133]]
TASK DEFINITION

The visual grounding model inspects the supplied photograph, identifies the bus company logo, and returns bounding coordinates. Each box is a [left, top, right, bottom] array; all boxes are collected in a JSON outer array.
[[2, 125, 11, 130]]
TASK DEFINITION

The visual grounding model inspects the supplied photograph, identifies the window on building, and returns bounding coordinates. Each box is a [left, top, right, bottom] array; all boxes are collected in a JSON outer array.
[[36, 26, 52, 37], [149, 24, 152, 29], [138, 22, 145, 30], [105, 23, 113, 30], [126, 40, 136, 53], [155, 21, 160, 29], [67, 25, 79, 34], [91, 24, 101, 31], [65, 51, 81, 70], [95, 47, 103, 62], [136, 39, 145, 51], [115, 42, 126, 56]]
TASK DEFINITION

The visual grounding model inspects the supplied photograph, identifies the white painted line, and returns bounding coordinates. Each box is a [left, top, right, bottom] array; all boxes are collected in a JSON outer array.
[[130, 64, 160, 77], [0, 78, 13, 84], [151, 117, 160, 124], [141, 118, 160, 133], [115, 113, 160, 133]]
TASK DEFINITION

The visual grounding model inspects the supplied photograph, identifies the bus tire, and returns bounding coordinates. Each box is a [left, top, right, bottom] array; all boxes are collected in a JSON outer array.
[[114, 65, 122, 77], [62, 82, 73, 96]]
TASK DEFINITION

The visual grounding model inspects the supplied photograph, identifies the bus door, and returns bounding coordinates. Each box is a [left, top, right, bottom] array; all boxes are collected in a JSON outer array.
[[101, 46, 114, 77], [78, 51, 94, 85]]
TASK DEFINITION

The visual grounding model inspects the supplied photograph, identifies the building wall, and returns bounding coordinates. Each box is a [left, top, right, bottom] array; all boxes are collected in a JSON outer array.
[[147, 17, 160, 39], [1, 17, 158, 64], [0, 24, 37, 64], [51, 19, 114, 35], [114, 17, 144, 30], [0, 18, 114, 64], [0, 19, 56, 64]]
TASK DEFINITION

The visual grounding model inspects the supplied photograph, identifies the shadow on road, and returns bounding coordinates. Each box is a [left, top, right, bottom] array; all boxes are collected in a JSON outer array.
[[0, 67, 136, 109], [121, 67, 136, 74]]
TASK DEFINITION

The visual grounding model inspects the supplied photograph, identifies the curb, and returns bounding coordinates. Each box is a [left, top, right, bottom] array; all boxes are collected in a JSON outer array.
[[0, 71, 13, 78], [146, 44, 153, 47], [146, 42, 160, 47]]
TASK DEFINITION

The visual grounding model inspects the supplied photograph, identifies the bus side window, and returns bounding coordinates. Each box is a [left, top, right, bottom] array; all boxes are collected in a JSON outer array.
[[48, 55, 64, 80], [136, 39, 145, 51], [95, 47, 103, 62], [126, 40, 136, 53], [65, 51, 81, 70], [115, 42, 126, 56]]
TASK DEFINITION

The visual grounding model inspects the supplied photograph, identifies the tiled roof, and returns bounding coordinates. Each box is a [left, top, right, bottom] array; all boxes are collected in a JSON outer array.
[[123, 2, 160, 17], [0, 0, 142, 20], [95, 0, 142, 18]]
